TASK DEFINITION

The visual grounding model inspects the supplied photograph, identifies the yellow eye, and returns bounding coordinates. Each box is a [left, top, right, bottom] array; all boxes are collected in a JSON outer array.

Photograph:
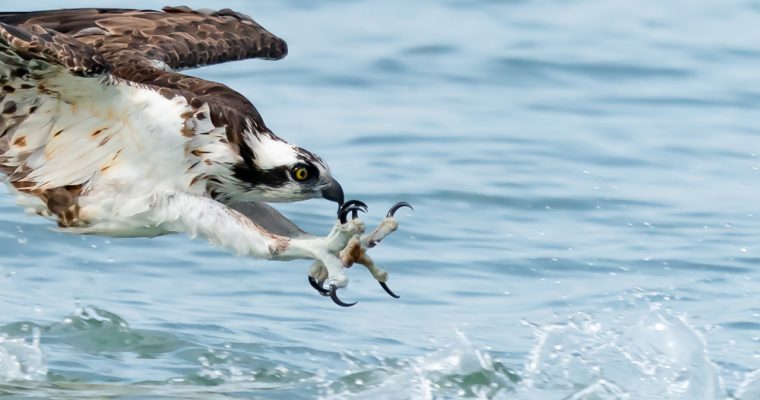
[[294, 166, 309, 181]]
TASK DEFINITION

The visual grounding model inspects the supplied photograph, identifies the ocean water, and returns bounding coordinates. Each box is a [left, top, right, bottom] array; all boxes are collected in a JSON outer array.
[[0, 0, 759, 399]]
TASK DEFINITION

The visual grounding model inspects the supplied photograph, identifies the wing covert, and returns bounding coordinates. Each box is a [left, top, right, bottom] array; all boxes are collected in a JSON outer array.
[[94, 6, 287, 71], [0, 21, 104, 75], [0, 6, 287, 72]]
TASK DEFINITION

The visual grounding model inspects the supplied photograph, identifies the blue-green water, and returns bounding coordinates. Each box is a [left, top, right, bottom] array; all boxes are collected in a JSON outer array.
[[1, 1, 760, 399]]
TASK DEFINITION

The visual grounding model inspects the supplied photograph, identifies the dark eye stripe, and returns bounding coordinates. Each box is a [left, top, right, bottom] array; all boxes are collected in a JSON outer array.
[[233, 163, 289, 187]]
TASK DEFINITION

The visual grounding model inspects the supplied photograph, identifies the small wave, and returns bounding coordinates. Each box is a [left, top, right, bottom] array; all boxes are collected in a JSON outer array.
[[43, 305, 190, 357], [0, 305, 190, 385]]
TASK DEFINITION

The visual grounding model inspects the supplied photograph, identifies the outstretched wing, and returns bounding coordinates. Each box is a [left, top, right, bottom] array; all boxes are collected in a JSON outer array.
[[0, 6, 287, 70], [0, 7, 285, 226], [0, 6, 288, 131]]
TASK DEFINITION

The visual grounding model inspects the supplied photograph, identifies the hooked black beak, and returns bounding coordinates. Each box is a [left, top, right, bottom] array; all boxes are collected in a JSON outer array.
[[321, 178, 344, 205]]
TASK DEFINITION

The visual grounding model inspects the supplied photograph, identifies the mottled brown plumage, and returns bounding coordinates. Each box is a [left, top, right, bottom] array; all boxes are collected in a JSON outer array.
[[0, 6, 296, 226], [0, 6, 288, 144]]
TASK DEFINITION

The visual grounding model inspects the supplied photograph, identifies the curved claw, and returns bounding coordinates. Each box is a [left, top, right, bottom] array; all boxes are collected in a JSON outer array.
[[339, 205, 365, 224], [338, 200, 368, 224], [379, 281, 400, 299], [308, 276, 329, 296], [342, 200, 368, 218], [342, 199, 368, 210], [329, 285, 357, 307], [387, 201, 414, 218]]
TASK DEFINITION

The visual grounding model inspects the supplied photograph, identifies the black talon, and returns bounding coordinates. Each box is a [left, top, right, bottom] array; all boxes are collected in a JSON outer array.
[[387, 202, 414, 218], [339, 206, 364, 224], [342, 200, 368, 210], [308, 276, 329, 296], [329, 285, 357, 307], [338, 200, 368, 224], [379, 282, 400, 299]]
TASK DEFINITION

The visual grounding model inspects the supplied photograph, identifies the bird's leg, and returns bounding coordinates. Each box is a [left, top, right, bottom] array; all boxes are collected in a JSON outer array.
[[323, 200, 367, 252], [360, 202, 413, 248], [303, 201, 369, 306], [148, 192, 410, 307], [274, 204, 368, 305], [230, 198, 372, 307], [341, 240, 397, 299], [332, 202, 413, 299], [308, 236, 397, 303], [308, 260, 330, 295], [148, 191, 362, 305], [339, 237, 390, 282]]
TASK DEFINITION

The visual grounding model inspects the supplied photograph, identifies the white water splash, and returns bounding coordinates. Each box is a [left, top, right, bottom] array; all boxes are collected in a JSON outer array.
[[735, 369, 760, 400], [321, 307, 738, 399], [0, 327, 47, 382], [566, 379, 630, 400], [518, 307, 723, 399], [323, 331, 513, 400]]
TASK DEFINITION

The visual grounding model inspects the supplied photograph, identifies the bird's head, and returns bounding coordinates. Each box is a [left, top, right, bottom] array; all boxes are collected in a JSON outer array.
[[227, 132, 344, 205]]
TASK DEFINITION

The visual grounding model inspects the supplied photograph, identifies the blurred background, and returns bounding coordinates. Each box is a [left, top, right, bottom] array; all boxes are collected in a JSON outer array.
[[1, 1, 759, 398]]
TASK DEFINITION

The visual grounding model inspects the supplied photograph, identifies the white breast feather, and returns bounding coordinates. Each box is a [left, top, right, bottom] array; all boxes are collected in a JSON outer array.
[[0, 62, 239, 234]]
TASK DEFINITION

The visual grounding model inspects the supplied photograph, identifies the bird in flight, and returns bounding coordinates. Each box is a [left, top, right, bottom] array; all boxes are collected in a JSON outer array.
[[0, 6, 411, 307]]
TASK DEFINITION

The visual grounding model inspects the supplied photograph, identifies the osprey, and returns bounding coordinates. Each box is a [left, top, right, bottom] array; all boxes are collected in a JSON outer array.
[[0, 6, 411, 307]]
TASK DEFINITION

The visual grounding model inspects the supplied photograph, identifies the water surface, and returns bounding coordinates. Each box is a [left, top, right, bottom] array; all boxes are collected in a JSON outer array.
[[1, 0, 760, 399]]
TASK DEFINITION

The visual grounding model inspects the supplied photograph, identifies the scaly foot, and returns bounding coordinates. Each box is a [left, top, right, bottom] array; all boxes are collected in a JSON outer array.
[[306, 200, 368, 307], [307, 201, 413, 306], [361, 202, 413, 248]]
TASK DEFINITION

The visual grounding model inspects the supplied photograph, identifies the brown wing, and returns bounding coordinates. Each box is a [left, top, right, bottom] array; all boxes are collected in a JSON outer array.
[[0, 6, 288, 70], [0, 6, 289, 144]]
